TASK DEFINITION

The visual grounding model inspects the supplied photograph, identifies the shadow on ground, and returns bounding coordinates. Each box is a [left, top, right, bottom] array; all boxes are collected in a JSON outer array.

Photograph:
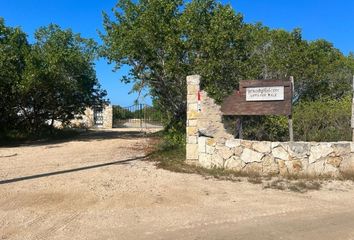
[[0, 129, 150, 148], [77, 130, 147, 141], [0, 154, 149, 185]]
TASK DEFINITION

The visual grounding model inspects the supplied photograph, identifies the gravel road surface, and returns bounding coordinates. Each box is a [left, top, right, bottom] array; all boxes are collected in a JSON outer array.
[[1, 129, 354, 240]]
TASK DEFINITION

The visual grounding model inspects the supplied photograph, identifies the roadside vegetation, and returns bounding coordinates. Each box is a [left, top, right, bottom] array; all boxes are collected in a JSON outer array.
[[2, 0, 353, 143], [0, 127, 81, 146], [0, 19, 107, 142], [102, 0, 354, 142], [1, 0, 353, 189], [103, 0, 354, 190]]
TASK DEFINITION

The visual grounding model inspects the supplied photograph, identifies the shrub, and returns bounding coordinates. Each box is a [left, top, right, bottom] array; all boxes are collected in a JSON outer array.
[[293, 96, 351, 141], [223, 96, 352, 142]]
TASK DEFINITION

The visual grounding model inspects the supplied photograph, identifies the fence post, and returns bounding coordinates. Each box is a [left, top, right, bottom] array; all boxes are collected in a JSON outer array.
[[144, 104, 147, 129], [140, 104, 143, 129], [235, 117, 243, 139], [352, 76, 354, 142], [288, 76, 294, 142]]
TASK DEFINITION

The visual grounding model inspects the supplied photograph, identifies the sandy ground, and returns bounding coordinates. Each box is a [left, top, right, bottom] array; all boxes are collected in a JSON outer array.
[[1, 129, 354, 240]]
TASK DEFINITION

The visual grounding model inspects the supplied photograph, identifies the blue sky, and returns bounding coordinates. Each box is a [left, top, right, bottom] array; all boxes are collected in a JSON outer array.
[[1, 0, 353, 106]]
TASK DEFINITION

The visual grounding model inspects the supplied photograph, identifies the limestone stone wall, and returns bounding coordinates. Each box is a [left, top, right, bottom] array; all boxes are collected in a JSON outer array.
[[186, 75, 354, 176], [198, 138, 354, 177], [70, 105, 112, 129], [102, 105, 113, 129]]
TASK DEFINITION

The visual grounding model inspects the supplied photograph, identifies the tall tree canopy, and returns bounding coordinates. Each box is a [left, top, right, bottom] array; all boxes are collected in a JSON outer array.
[[0, 20, 107, 136], [102, 0, 354, 135], [0, 18, 29, 133], [102, 0, 246, 129], [22, 24, 107, 132], [102, 0, 186, 129]]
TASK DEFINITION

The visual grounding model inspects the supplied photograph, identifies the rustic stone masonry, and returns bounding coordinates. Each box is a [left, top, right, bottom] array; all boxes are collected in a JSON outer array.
[[199, 138, 354, 177], [186, 75, 200, 161], [70, 105, 113, 129], [186, 75, 354, 176], [102, 105, 113, 129]]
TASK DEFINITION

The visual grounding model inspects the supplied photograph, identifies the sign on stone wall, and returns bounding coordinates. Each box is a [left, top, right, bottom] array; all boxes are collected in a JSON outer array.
[[221, 79, 293, 116], [246, 86, 284, 101]]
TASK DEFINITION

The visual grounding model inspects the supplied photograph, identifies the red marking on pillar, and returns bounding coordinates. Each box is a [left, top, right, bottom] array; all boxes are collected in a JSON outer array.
[[197, 91, 201, 112]]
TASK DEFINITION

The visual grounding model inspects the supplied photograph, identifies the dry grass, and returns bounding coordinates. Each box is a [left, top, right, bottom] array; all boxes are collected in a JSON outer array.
[[263, 179, 321, 193], [247, 176, 263, 184], [339, 170, 354, 181]]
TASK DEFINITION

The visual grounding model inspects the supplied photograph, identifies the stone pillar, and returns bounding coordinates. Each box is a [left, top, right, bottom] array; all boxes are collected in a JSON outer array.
[[103, 105, 113, 129], [186, 75, 201, 162], [84, 108, 94, 128]]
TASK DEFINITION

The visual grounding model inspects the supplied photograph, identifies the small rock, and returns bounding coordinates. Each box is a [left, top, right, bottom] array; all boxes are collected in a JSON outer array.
[[307, 159, 325, 176], [224, 156, 245, 171], [272, 146, 289, 161], [309, 144, 333, 163], [243, 162, 262, 173], [211, 154, 224, 168], [199, 153, 211, 168], [332, 143, 350, 156], [206, 145, 215, 154], [285, 160, 303, 174], [262, 155, 279, 175], [240, 148, 264, 163], [326, 156, 342, 168], [252, 141, 271, 153], [219, 146, 234, 160], [241, 140, 253, 149], [289, 142, 310, 157], [234, 146, 243, 156], [339, 154, 354, 172], [278, 160, 288, 175], [198, 137, 207, 153], [225, 139, 241, 148]]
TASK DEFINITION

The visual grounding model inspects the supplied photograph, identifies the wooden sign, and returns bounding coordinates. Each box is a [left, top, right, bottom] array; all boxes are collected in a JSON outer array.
[[221, 79, 293, 116], [246, 86, 284, 101]]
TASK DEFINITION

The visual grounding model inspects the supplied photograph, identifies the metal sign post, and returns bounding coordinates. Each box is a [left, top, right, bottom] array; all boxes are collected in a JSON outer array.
[[288, 76, 294, 142]]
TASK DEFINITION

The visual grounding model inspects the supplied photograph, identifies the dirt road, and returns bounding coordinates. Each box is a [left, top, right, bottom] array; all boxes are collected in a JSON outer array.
[[1, 129, 354, 240]]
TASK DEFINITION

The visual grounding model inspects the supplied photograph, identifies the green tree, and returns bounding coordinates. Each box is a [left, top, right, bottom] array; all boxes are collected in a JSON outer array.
[[241, 24, 353, 101], [102, 0, 186, 130], [293, 97, 352, 141], [101, 0, 246, 129], [20, 24, 108, 132], [181, 0, 246, 103], [102, 0, 354, 141], [0, 18, 29, 134], [1, 20, 108, 138]]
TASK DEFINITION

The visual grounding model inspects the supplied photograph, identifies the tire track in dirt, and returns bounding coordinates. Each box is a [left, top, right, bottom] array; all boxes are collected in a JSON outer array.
[[30, 212, 81, 240]]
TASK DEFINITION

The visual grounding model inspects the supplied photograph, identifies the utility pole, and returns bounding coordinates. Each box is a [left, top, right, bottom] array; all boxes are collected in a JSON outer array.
[[288, 76, 294, 142]]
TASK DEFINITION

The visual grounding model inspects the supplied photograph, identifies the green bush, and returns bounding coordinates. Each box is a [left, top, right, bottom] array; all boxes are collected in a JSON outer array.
[[223, 115, 289, 142], [222, 96, 352, 142], [293, 96, 351, 142], [161, 126, 186, 149], [243, 116, 289, 142]]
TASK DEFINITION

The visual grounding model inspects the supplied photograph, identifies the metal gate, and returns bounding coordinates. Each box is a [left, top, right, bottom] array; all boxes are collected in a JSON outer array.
[[94, 107, 103, 126], [112, 104, 163, 128]]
